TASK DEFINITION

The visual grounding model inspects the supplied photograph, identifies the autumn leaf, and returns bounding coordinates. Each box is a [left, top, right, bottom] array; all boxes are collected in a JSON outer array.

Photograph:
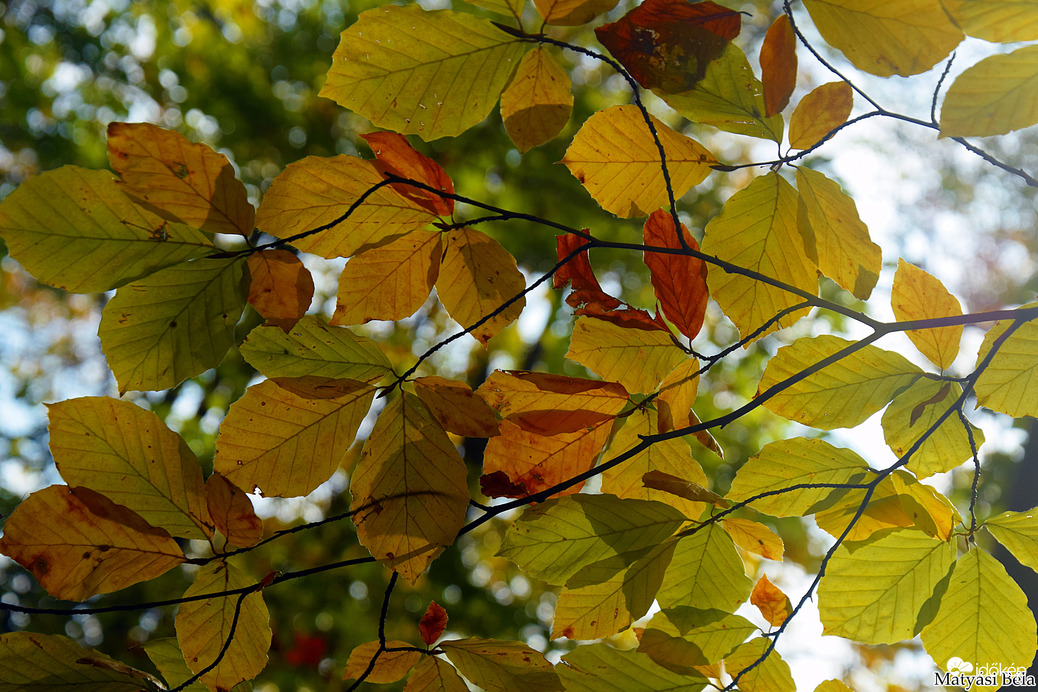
[[342, 641, 420, 683], [463, 0, 523, 18], [362, 131, 454, 216], [554, 233, 622, 311], [206, 473, 263, 548], [940, 0, 1038, 43], [439, 638, 562, 691], [246, 249, 314, 331], [724, 638, 795, 692], [722, 518, 784, 560], [0, 632, 162, 691], [419, 602, 449, 645], [637, 608, 755, 671], [567, 314, 688, 393], [788, 82, 853, 150], [973, 310, 1038, 418], [656, 358, 701, 433], [558, 643, 709, 690], [939, 44, 1038, 138], [643, 209, 709, 341], [415, 376, 501, 438], [534, 0, 619, 25], [407, 656, 469, 692], [985, 510, 1038, 573], [107, 121, 255, 236], [891, 258, 963, 369], [501, 47, 574, 153], [760, 15, 797, 117], [750, 574, 792, 627], [141, 638, 211, 692]]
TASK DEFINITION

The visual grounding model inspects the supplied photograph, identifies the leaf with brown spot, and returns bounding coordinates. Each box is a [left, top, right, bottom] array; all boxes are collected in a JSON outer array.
[[721, 518, 784, 560], [246, 249, 314, 331]]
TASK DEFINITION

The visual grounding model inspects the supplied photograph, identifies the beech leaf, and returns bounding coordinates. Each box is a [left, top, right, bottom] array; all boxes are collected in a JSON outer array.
[[760, 14, 797, 117], [501, 47, 574, 152], [643, 209, 709, 341], [419, 602, 449, 646], [246, 249, 314, 331]]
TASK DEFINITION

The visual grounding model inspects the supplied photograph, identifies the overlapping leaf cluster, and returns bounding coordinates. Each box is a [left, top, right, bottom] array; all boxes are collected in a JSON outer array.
[[1, 0, 1038, 689]]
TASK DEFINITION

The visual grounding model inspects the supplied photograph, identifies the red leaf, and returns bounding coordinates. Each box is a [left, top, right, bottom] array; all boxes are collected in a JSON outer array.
[[361, 131, 454, 217], [285, 631, 328, 668], [419, 602, 449, 646], [760, 14, 797, 117], [642, 209, 709, 340], [595, 0, 741, 93], [480, 470, 530, 499], [555, 233, 622, 311]]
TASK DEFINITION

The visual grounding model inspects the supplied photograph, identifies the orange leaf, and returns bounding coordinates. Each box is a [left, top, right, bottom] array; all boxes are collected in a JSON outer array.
[[247, 249, 314, 331], [721, 517, 784, 560], [750, 574, 792, 627], [643, 209, 709, 341], [595, 0, 741, 93], [414, 376, 501, 438], [476, 370, 628, 435], [554, 233, 622, 311], [534, 0, 620, 26], [205, 473, 262, 548], [361, 131, 454, 217], [760, 14, 797, 117], [419, 602, 449, 645], [342, 640, 420, 683], [788, 81, 853, 150], [657, 358, 700, 433]]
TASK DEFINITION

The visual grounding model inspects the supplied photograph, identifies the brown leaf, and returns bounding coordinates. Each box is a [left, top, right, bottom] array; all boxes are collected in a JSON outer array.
[[247, 249, 314, 331], [362, 131, 454, 217], [205, 473, 262, 548], [419, 601, 449, 645], [760, 14, 797, 117], [414, 376, 501, 438], [643, 209, 709, 340], [554, 233, 622, 312], [643, 469, 729, 507]]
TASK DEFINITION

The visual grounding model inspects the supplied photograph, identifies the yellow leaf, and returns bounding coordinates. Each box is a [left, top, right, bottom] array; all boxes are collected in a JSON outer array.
[[107, 122, 255, 237], [984, 510, 1038, 573], [758, 335, 923, 429], [256, 155, 434, 259], [750, 574, 793, 627], [657, 358, 700, 434], [175, 561, 271, 691], [891, 259, 963, 369], [637, 608, 755, 670], [644, 471, 727, 508], [343, 641, 421, 683], [890, 470, 959, 541], [567, 315, 688, 393], [415, 376, 501, 438], [533, 0, 618, 24], [439, 639, 562, 691], [320, 5, 524, 140], [789, 82, 854, 150], [0, 485, 184, 601], [656, 523, 752, 611], [0, 632, 162, 691], [802, 0, 963, 77], [815, 681, 854, 692], [462, 0, 524, 18], [702, 173, 816, 341], [939, 44, 1038, 138], [501, 47, 573, 152], [882, 379, 984, 478], [98, 257, 249, 394], [476, 370, 628, 435], [940, 0, 1038, 42], [246, 249, 314, 331], [240, 316, 394, 383], [213, 377, 374, 498], [722, 518, 784, 560], [818, 528, 955, 644], [331, 230, 442, 324], [921, 549, 1037, 671], [47, 396, 211, 540], [561, 105, 717, 218], [795, 166, 880, 300], [405, 655, 469, 692], [724, 638, 795, 692], [559, 644, 709, 690], [205, 473, 262, 549], [436, 228, 526, 346], [0, 166, 212, 293], [974, 308, 1038, 417], [351, 393, 469, 583]]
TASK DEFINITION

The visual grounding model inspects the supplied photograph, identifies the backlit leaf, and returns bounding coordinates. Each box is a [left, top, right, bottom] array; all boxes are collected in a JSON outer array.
[[206, 473, 263, 549], [802, 0, 963, 77], [818, 529, 955, 644], [643, 209, 709, 341], [440, 639, 562, 692], [415, 376, 501, 438], [361, 131, 454, 217], [320, 5, 524, 139], [750, 574, 792, 627], [890, 471, 959, 541], [406, 656, 469, 692], [142, 638, 216, 692], [175, 561, 271, 691], [985, 510, 1038, 573], [788, 82, 854, 150], [501, 47, 573, 153], [701, 173, 816, 340], [939, 44, 1038, 138], [724, 638, 795, 692], [246, 249, 314, 331], [554, 233, 621, 311], [643, 470, 726, 508], [638, 607, 755, 670], [463, 0, 523, 18], [921, 549, 1037, 671], [47, 396, 211, 540], [98, 257, 249, 394], [567, 315, 688, 393], [0, 632, 161, 692], [0, 166, 212, 293], [973, 310, 1038, 417], [0, 485, 184, 601], [795, 166, 880, 300], [498, 494, 686, 585], [561, 105, 717, 218], [240, 316, 393, 383], [815, 681, 854, 692], [350, 393, 469, 582], [558, 643, 708, 691], [534, 0, 619, 25], [760, 15, 797, 117], [436, 228, 526, 346], [420, 602, 449, 645], [657, 358, 701, 434], [656, 523, 752, 612], [343, 641, 420, 683], [331, 230, 442, 325], [722, 518, 784, 560], [107, 121, 255, 236], [891, 259, 963, 369], [882, 379, 984, 478], [758, 335, 923, 429], [214, 377, 374, 498], [940, 0, 1038, 42]]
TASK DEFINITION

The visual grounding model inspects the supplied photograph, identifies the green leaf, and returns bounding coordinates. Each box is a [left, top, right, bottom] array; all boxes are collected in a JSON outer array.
[[701, 173, 816, 341], [940, 45, 1038, 138], [724, 638, 795, 692], [320, 5, 525, 140], [558, 644, 708, 691], [240, 315, 394, 383], [463, 0, 524, 18], [638, 608, 756, 671], [657, 43, 783, 141], [758, 335, 923, 429], [498, 494, 686, 585], [656, 523, 752, 612], [921, 549, 1037, 671], [566, 315, 688, 394], [818, 529, 956, 644], [0, 632, 162, 692], [143, 638, 237, 692], [882, 379, 984, 478], [726, 438, 870, 517], [985, 510, 1038, 573], [98, 257, 248, 394], [439, 639, 562, 692], [940, 0, 1038, 43], [974, 310, 1038, 417], [47, 396, 212, 540], [0, 166, 212, 293]]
